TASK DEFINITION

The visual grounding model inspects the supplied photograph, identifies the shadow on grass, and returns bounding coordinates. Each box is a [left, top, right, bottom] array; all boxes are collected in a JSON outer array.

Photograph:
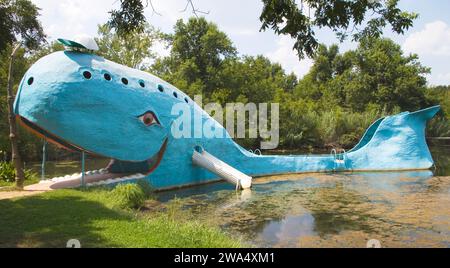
[[0, 192, 130, 248]]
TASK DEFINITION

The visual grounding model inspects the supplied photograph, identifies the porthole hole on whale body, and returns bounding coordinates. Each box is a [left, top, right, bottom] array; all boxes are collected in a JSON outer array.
[[27, 77, 34, 85], [157, 84, 164, 92], [83, 71, 92, 79], [173, 91, 178, 98], [104, 73, 111, 81], [184, 97, 189, 103], [139, 80, 145, 88], [194, 145, 204, 153], [121, 77, 128, 85]]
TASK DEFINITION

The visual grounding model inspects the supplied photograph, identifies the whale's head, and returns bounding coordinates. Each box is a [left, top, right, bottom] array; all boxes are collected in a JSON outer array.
[[14, 50, 192, 174]]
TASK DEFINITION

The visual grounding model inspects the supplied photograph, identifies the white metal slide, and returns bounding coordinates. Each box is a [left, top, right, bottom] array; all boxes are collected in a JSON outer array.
[[192, 149, 252, 189]]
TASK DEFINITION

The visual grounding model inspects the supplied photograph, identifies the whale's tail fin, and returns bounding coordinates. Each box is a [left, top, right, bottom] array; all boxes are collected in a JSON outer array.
[[347, 105, 441, 171], [409, 105, 441, 122]]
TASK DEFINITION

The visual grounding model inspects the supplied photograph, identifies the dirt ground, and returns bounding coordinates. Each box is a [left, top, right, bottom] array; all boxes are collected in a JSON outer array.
[[0, 183, 53, 200]]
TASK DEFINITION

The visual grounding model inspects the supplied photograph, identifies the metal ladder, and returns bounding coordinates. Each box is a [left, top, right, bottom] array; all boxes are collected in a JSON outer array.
[[331, 148, 347, 171]]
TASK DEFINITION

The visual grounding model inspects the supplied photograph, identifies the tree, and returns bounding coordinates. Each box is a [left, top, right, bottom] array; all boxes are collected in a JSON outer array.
[[296, 38, 430, 113], [0, 0, 45, 189], [151, 17, 236, 98], [0, 0, 45, 51], [108, 0, 147, 36], [106, 0, 417, 59], [259, 0, 417, 58], [5, 45, 26, 188], [96, 23, 160, 70], [424, 86, 450, 119]]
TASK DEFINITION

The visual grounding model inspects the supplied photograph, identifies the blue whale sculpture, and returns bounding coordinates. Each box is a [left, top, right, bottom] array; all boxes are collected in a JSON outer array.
[[14, 49, 440, 190]]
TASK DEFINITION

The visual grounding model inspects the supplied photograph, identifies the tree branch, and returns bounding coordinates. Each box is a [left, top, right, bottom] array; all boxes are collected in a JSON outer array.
[[148, 0, 161, 16], [180, 0, 209, 17]]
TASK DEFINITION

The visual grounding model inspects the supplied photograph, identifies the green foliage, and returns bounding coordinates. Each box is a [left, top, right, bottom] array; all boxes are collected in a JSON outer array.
[[0, 161, 15, 182], [0, 161, 37, 183], [427, 117, 450, 138], [96, 23, 160, 70], [296, 39, 430, 114], [259, 0, 417, 59], [110, 183, 146, 209], [136, 179, 155, 198], [316, 109, 381, 148], [0, 0, 46, 51], [151, 17, 237, 98], [424, 86, 450, 120], [107, 0, 146, 36]]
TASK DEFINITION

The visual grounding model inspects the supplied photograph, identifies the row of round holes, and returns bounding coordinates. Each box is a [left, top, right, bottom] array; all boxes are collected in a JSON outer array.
[[82, 71, 190, 103]]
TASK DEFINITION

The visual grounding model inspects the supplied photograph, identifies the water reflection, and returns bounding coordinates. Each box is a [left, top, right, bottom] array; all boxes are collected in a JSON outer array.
[[157, 170, 450, 248]]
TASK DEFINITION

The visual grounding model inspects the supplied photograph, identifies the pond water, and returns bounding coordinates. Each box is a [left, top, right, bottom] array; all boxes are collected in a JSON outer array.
[[157, 145, 450, 248], [27, 146, 449, 247]]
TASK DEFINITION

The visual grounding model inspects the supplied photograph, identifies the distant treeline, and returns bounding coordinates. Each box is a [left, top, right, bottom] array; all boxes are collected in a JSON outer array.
[[1, 17, 449, 162]]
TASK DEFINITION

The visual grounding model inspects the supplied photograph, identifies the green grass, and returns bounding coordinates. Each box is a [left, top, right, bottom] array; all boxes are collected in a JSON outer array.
[[0, 188, 243, 248], [0, 177, 39, 188]]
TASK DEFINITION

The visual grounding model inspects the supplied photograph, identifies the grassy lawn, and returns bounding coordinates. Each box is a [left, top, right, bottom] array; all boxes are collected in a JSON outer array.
[[0, 188, 243, 248], [0, 177, 39, 188]]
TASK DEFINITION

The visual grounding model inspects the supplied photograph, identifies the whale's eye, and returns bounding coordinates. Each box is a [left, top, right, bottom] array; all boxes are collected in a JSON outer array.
[[139, 112, 159, 126]]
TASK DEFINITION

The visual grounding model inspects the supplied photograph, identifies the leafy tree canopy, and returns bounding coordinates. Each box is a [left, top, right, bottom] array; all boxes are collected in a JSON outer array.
[[96, 23, 160, 70], [260, 0, 417, 58], [151, 17, 237, 98], [0, 0, 46, 51], [296, 38, 430, 113]]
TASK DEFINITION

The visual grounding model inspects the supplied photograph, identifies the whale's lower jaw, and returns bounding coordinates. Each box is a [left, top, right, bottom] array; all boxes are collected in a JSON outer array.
[[17, 116, 168, 188]]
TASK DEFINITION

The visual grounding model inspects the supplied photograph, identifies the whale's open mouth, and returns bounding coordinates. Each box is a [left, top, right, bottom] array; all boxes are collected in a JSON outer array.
[[17, 116, 167, 188]]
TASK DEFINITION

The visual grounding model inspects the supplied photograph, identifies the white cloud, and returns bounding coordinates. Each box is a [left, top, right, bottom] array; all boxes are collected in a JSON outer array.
[[223, 27, 257, 37], [32, 0, 116, 40], [266, 36, 313, 78], [427, 72, 450, 86], [403, 20, 450, 56]]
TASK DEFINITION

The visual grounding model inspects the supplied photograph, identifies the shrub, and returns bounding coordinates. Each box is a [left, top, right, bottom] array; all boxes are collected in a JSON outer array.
[[110, 183, 146, 209], [427, 116, 450, 137], [0, 161, 37, 183], [0, 162, 15, 182], [136, 179, 155, 198]]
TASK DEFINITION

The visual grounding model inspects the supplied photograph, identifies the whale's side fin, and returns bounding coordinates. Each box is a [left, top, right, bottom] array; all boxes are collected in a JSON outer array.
[[347, 105, 441, 171]]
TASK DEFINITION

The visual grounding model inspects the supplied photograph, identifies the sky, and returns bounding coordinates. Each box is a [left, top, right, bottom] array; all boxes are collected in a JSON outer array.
[[31, 0, 450, 85]]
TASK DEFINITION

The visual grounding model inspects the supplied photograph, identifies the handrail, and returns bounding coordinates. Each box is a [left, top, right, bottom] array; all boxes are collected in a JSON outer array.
[[331, 148, 348, 171]]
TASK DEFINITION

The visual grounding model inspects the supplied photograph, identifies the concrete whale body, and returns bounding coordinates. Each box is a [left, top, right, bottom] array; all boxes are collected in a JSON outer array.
[[14, 51, 440, 189]]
